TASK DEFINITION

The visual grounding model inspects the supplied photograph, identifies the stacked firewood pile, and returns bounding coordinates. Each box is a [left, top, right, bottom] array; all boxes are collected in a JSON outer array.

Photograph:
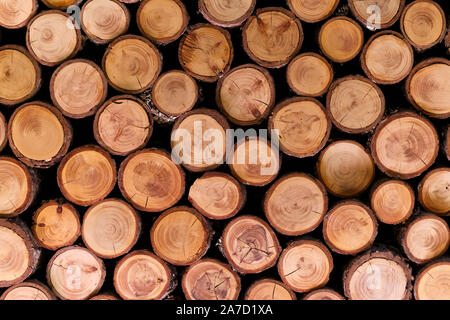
[[0, 0, 449, 300]]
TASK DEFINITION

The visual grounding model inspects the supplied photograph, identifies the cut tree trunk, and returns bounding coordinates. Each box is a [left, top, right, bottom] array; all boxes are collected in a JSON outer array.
[[0, 45, 41, 105], [0, 157, 37, 218], [418, 168, 450, 216], [268, 97, 331, 158], [405, 58, 450, 119], [348, 0, 405, 30], [264, 173, 328, 236], [323, 200, 378, 255], [343, 249, 413, 300], [41, 0, 81, 9], [118, 148, 185, 212], [0, 111, 6, 152], [446, 126, 450, 161], [326, 76, 385, 134], [57, 145, 116, 206], [93, 95, 153, 156], [361, 31, 414, 85], [221, 215, 281, 274], [102, 35, 162, 94], [414, 259, 450, 300], [32, 200, 81, 251], [0, 219, 41, 288], [113, 250, 175, 300], [188, 172, 246, 220], [82, 198, 141, 259], [216, 64, 275, 126], [286, 52, 333, 97], [178, 23, 233, 82], [199, 0, 256, 28], [50, 59, 108, 119], [370, 112, 439, 179], [287, 0, 339, 23], [244, 279, 296, 300], [46, 246, 106, 300], [150, 206, 211, 266], [26, 10, 82, 66], [137, 0, 188, 44], [182, 258, 241, 300], [81, 0, 130, 44], [0, 280, 55, 300], [0, 0, 37, 29], [370, 179, 415, 225], [277, 239, 333, 293], [242, 7, 303, 68], [90, 293, 120, 300], [400, 214, 449, 264], [303, 288, 344, 300], [317, 140, 375, 197], [400, 0, 446, 51], [171, 108, 229, 172], [8, 101, 72, 168], [319, 17, 364, 63]]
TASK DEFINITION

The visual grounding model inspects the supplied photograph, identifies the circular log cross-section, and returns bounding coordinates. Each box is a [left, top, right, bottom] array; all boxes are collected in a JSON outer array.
[[182, 258, 241, 300], [278, 240, 333, 293], [245, 279, 296, 300], [0, 112, 7, 152], [303, 288, 344, 300], [82, 199, 141, 259], [94, 96, 153, 156], [221, 215, 281, 274], [32, 200, 80, 251], [0, 220, 41, 288], [287, 0, 339, 23], [0, 45, 40, 106], [171, 109, 229, 172], [188, 172, 246, 220], [50, 59, 108, 119], [370, 180, 415, 225], [348, 0, 405, 30], [228, 137, 280, 187], [103, 35, 162, 94], [371, 112, 439, 179], [323, 201, 378, 255], [216, 64, 275, 126], [8, 102, 72, 168], [361, 31, 414, 85], [0, 0, 36, 29], [319, 17, 363, 63], [317, 140, 375, 197], [242, 7, 303, 68], [137, 0, 188, 44], [57, 145, 116, 207], [179, 23, 233, 82], [415, 260, 450, 300], [41, 0, 81, 9], [269, 97, 331, 158], [446, 127, 450, 161], [199, 0, 255, 28], [343, 250, 413, 300], [118, 149, 185, 212], [401, 214, 449, 264], [0, 281, 55, 300], [114, 250, 174, 300], [326, 76, 385, 134], [150, 206, 211, 266], [286, 53, 333, 97], [406, 58, 450, 119], [264, 173, 328, 236], [151, 70, 198, 117], [400, 0, 446, 51], [418, 168, 450, 216], [47, 246, 106, 300], [26, 10, 81, 67], [0, 157, 36, 218], [90, 293, 119, 300], [81, 0, 130, 44]]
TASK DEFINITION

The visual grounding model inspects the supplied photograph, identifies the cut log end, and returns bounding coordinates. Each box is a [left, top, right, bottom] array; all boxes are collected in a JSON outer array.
[[151, 206, 210, 266], [199, 0, 255, 28], [288, 0, 339, 23], [303, 288, 344, 300], [222, 215, 281, 274], [182, 258, 241, 300], [446, 127, 450, 161], [245, 279, 296, 300], [418, 168, 450, 216], [415, 260, 450, 300], [90, 293, 119, 300], [0, 281, 55, 300], [264, 173, 327, 236], [32, 200, 80, 251], [0, 0, 37, 29], [0, 112, 6, 152], [269, 97, 331, 158], [57, 145, 116, 206], [41, 0, 81, 9], [348, 0, 405, 30]]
